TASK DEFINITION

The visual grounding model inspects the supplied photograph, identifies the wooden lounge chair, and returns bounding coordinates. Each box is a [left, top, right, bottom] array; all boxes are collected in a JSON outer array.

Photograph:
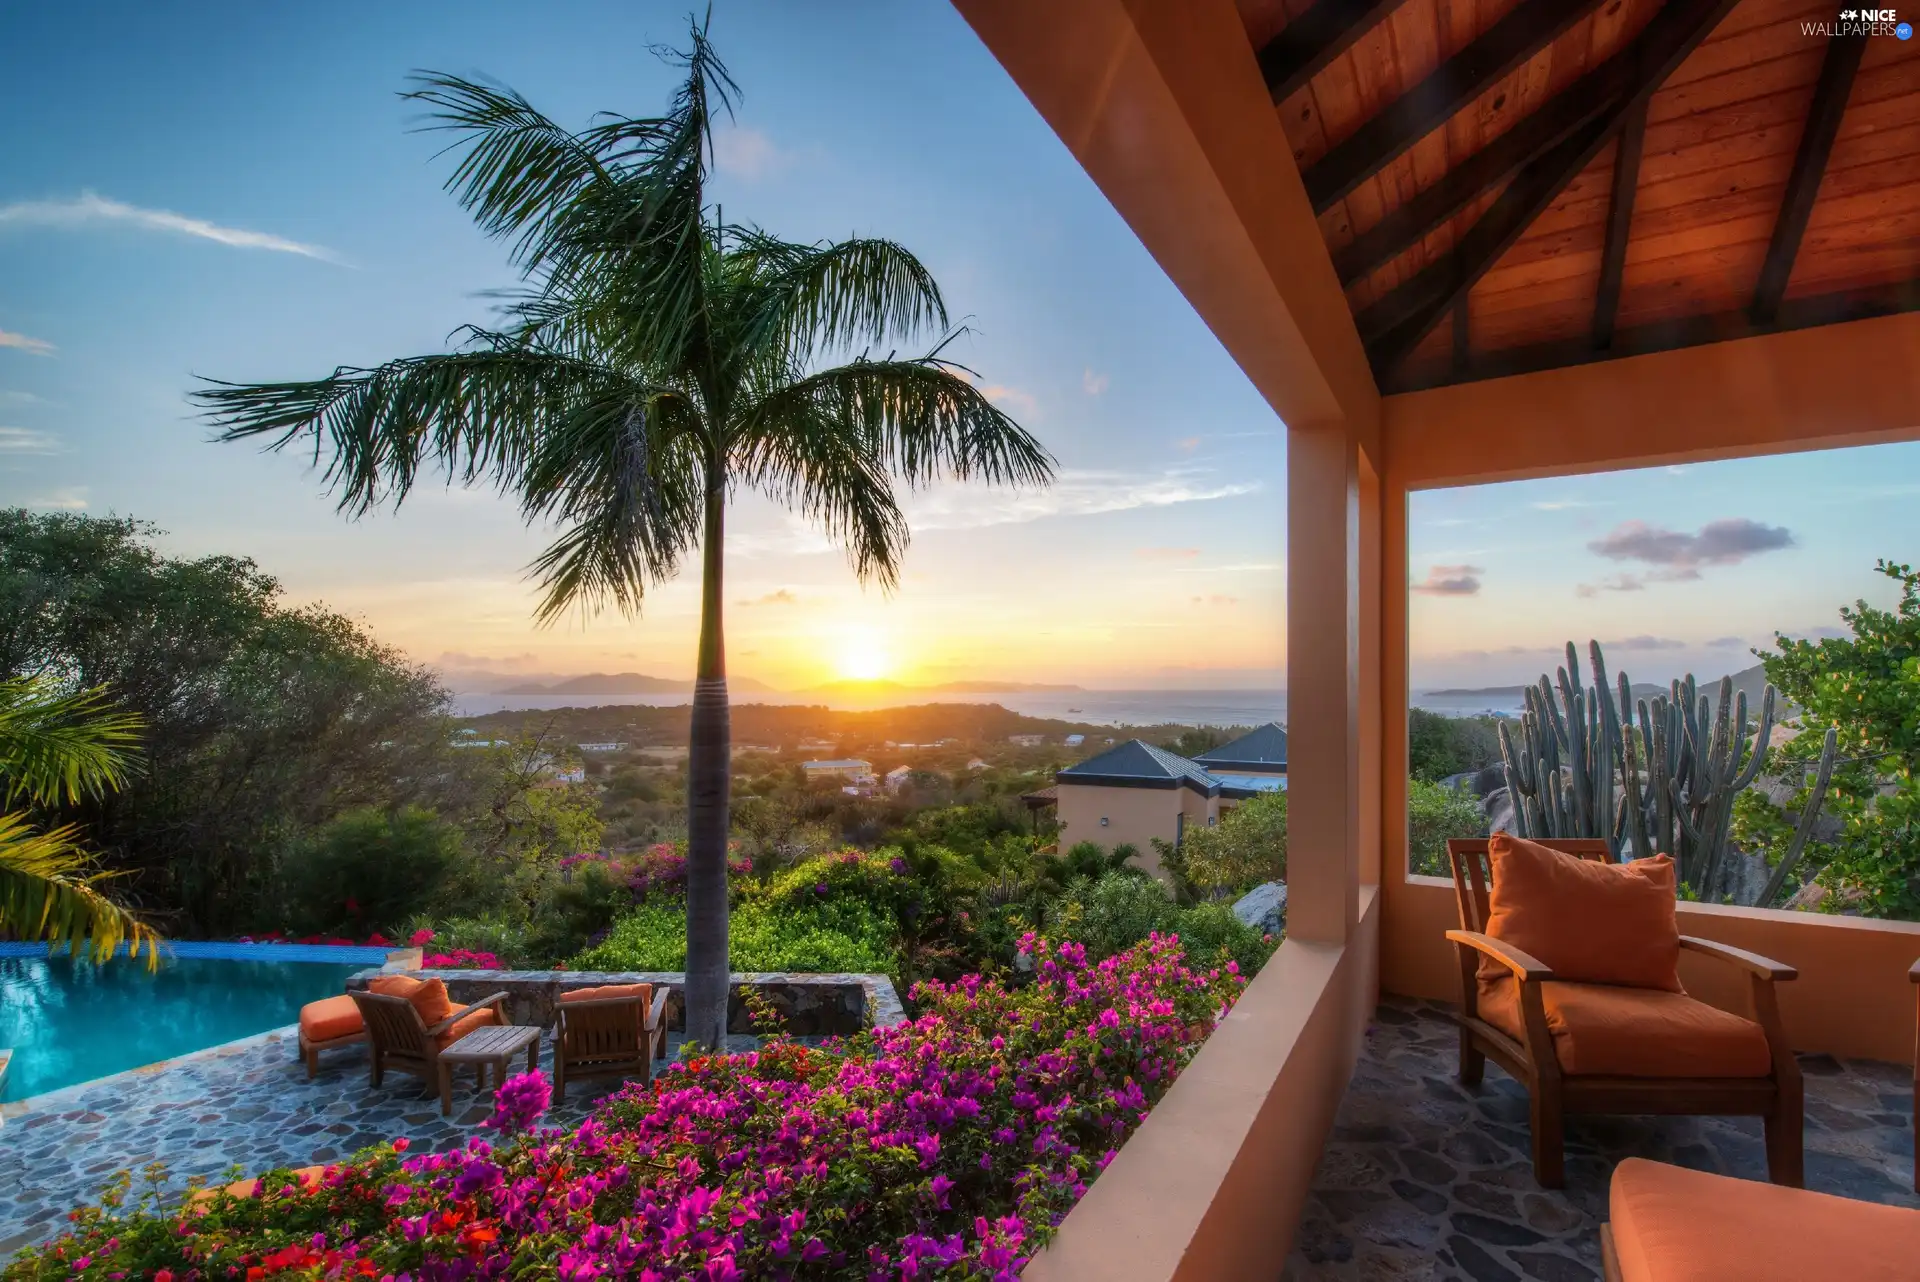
[[1601, 1157, 1920, 1281], [1447, 836, 1803, 1188], [349, 978, 510, 1116], [553, 983, 669, 1103]]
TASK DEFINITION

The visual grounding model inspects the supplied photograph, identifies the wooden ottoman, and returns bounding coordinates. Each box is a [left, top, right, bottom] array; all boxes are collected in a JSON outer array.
[[1601, 1157, 1920, 1282]]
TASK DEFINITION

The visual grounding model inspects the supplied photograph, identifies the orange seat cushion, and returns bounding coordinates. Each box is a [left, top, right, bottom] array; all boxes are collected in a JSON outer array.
[[1611, 1157, 1920, 1282], [1479, 978, 1772, 1078], [560, 983, 652, 1006], [434, 1005, 502, 1051], [1485, 834, 1681, 992], [369, 974, 454, 1027], [299, 995, 364, 1043]]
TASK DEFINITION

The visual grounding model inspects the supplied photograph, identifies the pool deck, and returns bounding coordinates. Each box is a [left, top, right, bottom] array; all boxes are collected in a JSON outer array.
[[0, 1023, 747, 1261]]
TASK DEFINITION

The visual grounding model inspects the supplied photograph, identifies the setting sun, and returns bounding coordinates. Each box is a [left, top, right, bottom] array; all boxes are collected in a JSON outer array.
[[837, 627, 894, 681]]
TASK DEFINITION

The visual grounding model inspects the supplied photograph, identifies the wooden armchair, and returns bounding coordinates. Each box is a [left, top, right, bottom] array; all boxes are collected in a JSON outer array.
[[349, 985, 509, 1115], [553, 983, 670, 1102], [1447, 837, 1803, 1188]]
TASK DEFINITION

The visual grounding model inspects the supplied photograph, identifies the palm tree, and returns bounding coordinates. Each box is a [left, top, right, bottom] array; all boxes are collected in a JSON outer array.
[[0, 678, 156, 965], [195, 26, 1054, 1049]]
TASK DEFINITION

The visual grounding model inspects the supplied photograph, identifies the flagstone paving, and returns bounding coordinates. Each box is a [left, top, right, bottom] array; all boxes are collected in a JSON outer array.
[[1285, 996, 1917, 1281], [0, 1025, 758, 1261]]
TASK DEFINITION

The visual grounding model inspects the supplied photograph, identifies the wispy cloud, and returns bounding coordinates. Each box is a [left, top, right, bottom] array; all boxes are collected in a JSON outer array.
[[1530, 498, 1607, 511], [1190, 594, 1238, 607], [981, 384, 1038, 419], [903, 468, 1259, 533], [0, 426, 58, 453], [1704, 635, 1745, 647], [1175, 436, 1201, 453], [711, 125, 788, 181], [1574, 573, 1648, 598], [1134, 547, 1200, 561], [1588, 517, 1794, 580], [1607, 635, 1685, 652], [1082, 368, 1109, 396], [1411, 564, 1484, 597], [0, 329, 55, 356], [0, 191, 340, 262], [738, 589, 798, 607], [29, 486, 87, 510], [0, 389, 48, 403]]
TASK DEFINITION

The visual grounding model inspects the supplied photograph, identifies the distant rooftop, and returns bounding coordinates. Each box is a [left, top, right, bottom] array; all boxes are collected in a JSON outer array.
[[1057, 736, 1289, 798], [1193, 723, 1288, 773]]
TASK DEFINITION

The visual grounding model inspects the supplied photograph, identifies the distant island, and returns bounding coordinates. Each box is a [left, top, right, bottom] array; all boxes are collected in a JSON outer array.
[[499, 672, 776, 695], [1423, 663, 1773, 707]]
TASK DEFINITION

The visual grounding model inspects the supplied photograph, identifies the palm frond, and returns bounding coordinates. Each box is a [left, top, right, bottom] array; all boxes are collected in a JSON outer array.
[[734, 402, 912, 589], [195, 345, 642, 516], [731, 234, 949, 369], [0, 813, 158, 968], [518, 388, 710, 622], [0, 679, 142, 808], [736, 353, 1056, 489]]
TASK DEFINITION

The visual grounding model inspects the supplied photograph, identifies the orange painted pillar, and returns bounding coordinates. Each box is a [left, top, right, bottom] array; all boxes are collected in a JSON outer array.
[[1286, 423, 1367, 944]]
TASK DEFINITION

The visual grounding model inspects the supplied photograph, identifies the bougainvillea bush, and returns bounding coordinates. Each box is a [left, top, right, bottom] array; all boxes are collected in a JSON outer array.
[[6, 933, 1245, 1281]]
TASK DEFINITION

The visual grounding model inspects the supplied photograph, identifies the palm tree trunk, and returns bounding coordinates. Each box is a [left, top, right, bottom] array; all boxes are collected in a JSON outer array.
[[684, 479, 732, 1053]]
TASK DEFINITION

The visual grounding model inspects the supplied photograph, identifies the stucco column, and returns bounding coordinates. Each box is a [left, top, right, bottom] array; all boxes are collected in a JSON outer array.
[[1286, 423, 1364, 944]]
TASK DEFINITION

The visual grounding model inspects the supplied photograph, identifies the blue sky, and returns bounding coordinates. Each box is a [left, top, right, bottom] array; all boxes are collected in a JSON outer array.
[[0, 1, 1911, 693]]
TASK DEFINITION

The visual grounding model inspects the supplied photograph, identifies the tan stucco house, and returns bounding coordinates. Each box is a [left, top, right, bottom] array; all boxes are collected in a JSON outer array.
[[1054, 724, 1287, 877]]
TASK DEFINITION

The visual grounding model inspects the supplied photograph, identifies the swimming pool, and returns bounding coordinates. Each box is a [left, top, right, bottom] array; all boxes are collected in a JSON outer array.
[[0, 943, 389, 1102]]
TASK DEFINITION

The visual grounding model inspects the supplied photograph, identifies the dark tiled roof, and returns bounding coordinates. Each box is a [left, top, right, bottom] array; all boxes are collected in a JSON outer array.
[[1057, 739, 1219, 792], [1194, 722, 1288, 770]]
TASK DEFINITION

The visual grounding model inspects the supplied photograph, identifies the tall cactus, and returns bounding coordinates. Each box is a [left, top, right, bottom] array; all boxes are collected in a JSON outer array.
[[1497, 640, 1782, 899]]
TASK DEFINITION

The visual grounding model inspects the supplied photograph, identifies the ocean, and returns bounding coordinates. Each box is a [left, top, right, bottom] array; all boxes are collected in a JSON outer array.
[[450, 687, 1524, 727]]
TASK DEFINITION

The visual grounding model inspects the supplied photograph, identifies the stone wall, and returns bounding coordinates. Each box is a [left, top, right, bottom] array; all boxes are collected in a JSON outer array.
[[346, 969, 905, 1036]]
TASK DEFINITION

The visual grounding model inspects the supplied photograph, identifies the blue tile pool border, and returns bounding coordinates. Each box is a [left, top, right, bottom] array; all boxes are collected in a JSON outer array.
[[0, 940, 397, 964]]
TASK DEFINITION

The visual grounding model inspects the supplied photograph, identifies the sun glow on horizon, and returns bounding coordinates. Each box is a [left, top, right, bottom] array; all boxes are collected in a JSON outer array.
[[836, 626, 894, 682]]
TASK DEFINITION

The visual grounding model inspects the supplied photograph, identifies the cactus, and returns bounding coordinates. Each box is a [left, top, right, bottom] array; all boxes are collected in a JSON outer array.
[[1497, 640, 1786, 900]]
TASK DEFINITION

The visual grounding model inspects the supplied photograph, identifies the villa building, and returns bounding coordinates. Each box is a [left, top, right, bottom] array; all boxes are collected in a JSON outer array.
[[800, 758, 873, 785], [1054, 723, 1287, 874]]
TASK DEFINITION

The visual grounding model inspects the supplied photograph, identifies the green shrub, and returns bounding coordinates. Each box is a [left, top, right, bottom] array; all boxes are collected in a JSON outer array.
[[1047, 871, 1276, 976], [573, 898, 896, 973], [1180, 790, 1287, 894], [1408, 777, 1488, 877], [283, 806, 489, 936], [409, 914, 534, 969]]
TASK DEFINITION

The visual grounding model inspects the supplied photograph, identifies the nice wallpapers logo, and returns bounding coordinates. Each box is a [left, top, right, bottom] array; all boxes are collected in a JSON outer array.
[[1817, 8, 1915, 37]]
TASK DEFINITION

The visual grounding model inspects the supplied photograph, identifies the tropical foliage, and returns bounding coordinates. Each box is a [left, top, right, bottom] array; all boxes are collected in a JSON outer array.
[[1407, 777, 1490, 877], [0, 677, 154, 963], [1735, 559, 1920, 916], [194, 24, 1051, 1048], [1178, 790, 1288, 894], [4, 934, 1240, 1281]]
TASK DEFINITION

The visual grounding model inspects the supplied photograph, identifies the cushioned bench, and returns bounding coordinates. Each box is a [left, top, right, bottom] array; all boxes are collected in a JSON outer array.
[[297, 994, 367, 1079], [1602, 1157, 1920, 1282]]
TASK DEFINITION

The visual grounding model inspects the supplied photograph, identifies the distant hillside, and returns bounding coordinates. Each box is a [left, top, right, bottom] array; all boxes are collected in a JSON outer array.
[[1424, 663, 1785, 712], [501, 671, 775, 695]]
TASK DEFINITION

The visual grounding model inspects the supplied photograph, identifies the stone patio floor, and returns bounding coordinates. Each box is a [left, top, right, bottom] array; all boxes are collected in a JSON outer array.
[[1285, 996, 1918, 1281], [0, 1024, 758, 1261]]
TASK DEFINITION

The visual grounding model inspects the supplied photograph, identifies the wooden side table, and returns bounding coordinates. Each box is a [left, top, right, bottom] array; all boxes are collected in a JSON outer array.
[[438, 1024, 541, 1117]]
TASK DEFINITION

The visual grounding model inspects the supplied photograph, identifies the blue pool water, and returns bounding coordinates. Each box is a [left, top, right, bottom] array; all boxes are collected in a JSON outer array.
[[0, 944, 385, 1102]]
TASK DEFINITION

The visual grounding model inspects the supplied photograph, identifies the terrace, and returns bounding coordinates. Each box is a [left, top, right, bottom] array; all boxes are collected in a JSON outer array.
[[948, 0, 1920, 1277]]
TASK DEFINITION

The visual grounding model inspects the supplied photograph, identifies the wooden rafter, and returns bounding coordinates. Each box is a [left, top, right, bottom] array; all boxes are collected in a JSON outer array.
[[1302, 0, 1608, 214], [1257, 0, 1408, 106], [1354, 0, 1746, 377], [1593, 101, 1648, 351], [1750, 32, 1867, 324]]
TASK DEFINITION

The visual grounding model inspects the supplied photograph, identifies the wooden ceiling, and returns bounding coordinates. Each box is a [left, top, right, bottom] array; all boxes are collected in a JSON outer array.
[[1238, 0, 1920, 391]]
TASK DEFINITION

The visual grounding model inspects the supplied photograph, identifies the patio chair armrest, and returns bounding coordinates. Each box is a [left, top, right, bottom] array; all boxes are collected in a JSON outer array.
[[647, 987, 669, 1032], [430, 991, 512, 1035], [1446, 930, 1553, 981], [1909, 956, 1920, 983], [1678, 937, 1796, 981]]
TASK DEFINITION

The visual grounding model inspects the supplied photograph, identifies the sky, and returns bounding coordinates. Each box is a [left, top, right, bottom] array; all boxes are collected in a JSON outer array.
[[0, 1, 1913, 695]]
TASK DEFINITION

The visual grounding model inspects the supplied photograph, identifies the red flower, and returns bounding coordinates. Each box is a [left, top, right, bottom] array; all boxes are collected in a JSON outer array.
[[391, 1138, 410, 1152]]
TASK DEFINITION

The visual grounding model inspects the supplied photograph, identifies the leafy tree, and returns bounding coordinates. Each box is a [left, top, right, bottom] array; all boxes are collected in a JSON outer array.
[[0, 512, 462, 934], [1408, 708, 1503, 783], [1159, 727, 1226, 759], [0, 678, 156, 963], [1408, 778, 1487, 877], [1178, 791, 1288, 894], [195, 28, 1050, 1047], [1735, 559, 1920, 916], [284, 806, 481, 937]]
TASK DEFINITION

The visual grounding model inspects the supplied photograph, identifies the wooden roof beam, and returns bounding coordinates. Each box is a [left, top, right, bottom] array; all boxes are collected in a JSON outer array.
[[1750, 32, 1867, 325], [1302, 0, 1609, 214], [1354, 0, 1745, 377], [1592, 102, 1647, 351], [1257, 0, 1408, 106]]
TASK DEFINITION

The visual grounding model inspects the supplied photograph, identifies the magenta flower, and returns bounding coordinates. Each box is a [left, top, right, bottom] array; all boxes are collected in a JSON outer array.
[[483, 1070, 553, 1134]]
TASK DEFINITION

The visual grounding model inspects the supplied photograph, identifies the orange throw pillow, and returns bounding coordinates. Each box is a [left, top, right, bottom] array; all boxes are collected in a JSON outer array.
[[560, 983, 652, 1005], [369, 975, 455, 1027], [1484, 833, 1681, 991]]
